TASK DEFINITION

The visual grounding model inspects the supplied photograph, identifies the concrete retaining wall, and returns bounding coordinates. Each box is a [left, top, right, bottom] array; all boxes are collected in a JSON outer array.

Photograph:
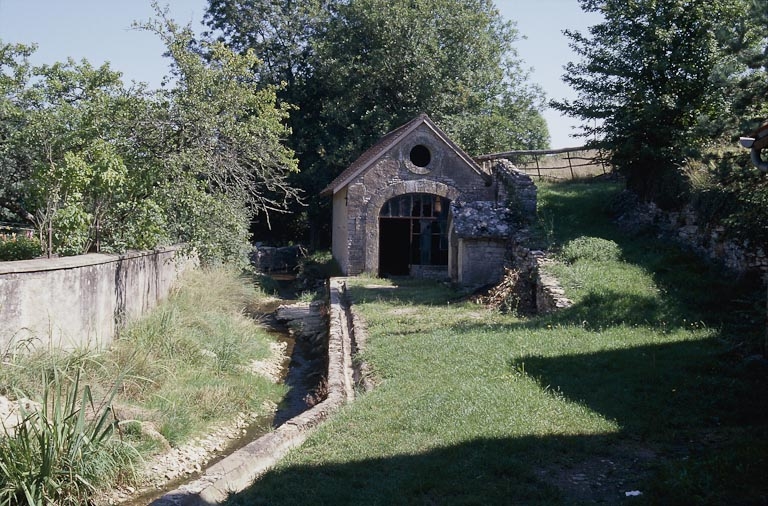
[[0, 246, 193, 351]]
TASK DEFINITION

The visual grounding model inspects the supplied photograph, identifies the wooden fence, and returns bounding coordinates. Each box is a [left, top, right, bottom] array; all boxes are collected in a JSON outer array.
[[476, 146, 613, 181]]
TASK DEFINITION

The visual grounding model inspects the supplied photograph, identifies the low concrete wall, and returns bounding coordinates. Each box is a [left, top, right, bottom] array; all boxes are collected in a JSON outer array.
[[0, 246, 193, 351]]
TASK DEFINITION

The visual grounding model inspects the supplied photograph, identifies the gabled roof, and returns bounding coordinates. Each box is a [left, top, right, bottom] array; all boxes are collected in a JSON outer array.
[[319, 113, 488, 197]]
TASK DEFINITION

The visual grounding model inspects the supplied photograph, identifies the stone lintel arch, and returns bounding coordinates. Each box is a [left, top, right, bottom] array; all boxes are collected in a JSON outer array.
[[363, 180, 462, 274]]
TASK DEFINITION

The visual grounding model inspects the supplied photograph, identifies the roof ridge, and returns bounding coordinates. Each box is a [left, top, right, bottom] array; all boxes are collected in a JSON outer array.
[[319, 114, 486, 197]]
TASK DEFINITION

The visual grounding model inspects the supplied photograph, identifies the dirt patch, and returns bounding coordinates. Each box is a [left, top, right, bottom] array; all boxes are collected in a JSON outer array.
[[535, 440, 657, 504]]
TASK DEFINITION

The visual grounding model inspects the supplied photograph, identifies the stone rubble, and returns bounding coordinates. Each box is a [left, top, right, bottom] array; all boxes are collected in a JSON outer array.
[[451, 201, 512, 239]]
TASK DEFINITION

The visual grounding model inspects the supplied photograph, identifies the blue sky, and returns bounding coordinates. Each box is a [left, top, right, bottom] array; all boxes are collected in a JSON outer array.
[[0, 0, 601, 148]]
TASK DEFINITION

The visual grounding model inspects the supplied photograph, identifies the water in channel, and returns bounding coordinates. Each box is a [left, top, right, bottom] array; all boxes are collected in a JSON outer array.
[[118, 273, 327, 505]]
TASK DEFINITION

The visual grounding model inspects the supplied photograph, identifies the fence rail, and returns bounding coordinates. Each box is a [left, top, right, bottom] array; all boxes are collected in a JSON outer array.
[[476, 146, 613, 181]]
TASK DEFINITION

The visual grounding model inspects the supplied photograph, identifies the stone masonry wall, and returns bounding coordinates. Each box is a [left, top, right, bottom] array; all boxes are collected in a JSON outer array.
[[615, 195, 768, 274], [491, 159, 538, 225], [344, 123, 498, 275]]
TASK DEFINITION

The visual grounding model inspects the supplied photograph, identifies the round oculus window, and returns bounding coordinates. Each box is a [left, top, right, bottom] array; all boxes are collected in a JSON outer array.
[[409, 144, 431, 168]]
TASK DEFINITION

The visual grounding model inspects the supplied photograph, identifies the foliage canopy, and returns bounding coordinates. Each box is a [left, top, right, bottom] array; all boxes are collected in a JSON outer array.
[[0, 9, 300, 263], [204, 0, 550, 243]]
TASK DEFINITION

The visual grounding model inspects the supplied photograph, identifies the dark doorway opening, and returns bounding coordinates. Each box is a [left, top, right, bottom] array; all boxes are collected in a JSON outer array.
[[378, 193, 449, 277], [379, 219, 411, 276]]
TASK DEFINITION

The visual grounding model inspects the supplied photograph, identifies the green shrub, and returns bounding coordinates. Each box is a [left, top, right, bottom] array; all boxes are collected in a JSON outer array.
[[0, 368, 137, 505], [297, 250, 342, 290], [0, 234, 41, 261], [560, 236, 622, 264]]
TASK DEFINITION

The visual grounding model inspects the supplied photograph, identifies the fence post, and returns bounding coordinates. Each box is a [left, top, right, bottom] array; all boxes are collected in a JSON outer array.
[[599, 150, 607, 175], [567, 151, 575, 180], [535, 154, 542, 180]]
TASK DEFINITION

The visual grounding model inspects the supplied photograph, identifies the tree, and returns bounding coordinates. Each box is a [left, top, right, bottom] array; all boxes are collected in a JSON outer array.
[[0, 10, 301, 264], [309, 0, 547, 159], [553, 0, 764, 206], [0, 42, 36, 223], [139, 12, 302, 261], [204, 0, 329, 89], [205, 0, 549, 244]]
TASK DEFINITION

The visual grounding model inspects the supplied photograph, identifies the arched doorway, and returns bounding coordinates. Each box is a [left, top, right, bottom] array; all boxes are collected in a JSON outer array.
[[378, 193, 449, 276]]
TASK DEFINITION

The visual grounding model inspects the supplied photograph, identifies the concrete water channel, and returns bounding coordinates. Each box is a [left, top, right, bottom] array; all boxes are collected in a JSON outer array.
[[120, 278, 359, 506]]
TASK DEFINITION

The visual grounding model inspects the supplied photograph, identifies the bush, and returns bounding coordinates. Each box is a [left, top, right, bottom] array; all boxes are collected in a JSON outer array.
[[0, 368, 137, 505], [0, 233, 41, 261], [296, 250, 342, 294], [560, 236, 622, 264]]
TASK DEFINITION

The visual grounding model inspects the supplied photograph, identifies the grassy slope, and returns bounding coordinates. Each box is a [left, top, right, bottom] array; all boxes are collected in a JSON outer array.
[[0, 267, 288, 480], [226, 181, 767, 506]]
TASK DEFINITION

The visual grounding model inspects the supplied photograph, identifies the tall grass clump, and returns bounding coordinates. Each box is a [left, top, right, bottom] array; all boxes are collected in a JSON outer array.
[[110, 267, 286, 445], [559, 236, 622, 264], [0, 369, 137, 506]]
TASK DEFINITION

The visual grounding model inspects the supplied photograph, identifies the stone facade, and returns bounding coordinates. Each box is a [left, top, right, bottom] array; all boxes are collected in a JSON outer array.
[[321, 114, 538, 286]]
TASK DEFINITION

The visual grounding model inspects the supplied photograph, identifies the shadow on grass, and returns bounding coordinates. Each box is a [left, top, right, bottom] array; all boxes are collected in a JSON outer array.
[[222, 332, 768, 506], [223, 433, 629, 506], [224, 424, 767, 505], [510, 340, 768, 436]]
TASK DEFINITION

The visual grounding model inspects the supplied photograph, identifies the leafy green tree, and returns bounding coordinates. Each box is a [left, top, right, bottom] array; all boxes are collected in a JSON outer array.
[[0, 9, 301, 264], [204, 0, 328, 89], [717, 0, 768, 135], [205, 0, 548, 244], [0, 42, 36, 224], [554, 0, 764, 206], [309, 0, 547, 160], [139, 11, 302, 262], [18, 59, 144, 255]]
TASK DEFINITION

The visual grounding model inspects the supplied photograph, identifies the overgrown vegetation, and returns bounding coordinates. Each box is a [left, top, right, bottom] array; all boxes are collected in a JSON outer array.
[[684, 149, 768, 248], [0, 5, 300, 264], [0, 369, 137, 506], [224, 180, 767, 505], [0, 267, 286, 503]]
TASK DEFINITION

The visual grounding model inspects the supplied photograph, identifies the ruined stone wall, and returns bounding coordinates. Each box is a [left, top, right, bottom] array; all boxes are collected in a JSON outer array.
[[491, 159, 538, 224], [616, 196, 768, 274], [507, 242, 573, 314], [0, 246, 194, 351]]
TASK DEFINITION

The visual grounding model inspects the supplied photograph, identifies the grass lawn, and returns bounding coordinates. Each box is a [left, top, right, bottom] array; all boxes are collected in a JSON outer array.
[[226, 180, 767, 505]]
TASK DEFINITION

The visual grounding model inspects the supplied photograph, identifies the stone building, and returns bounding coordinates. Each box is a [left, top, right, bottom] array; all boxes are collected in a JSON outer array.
[[320, 114, 536, 285]]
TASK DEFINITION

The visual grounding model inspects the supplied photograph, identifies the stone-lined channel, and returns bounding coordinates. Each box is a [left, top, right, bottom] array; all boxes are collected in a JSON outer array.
[[115, 294, 328, 506]]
